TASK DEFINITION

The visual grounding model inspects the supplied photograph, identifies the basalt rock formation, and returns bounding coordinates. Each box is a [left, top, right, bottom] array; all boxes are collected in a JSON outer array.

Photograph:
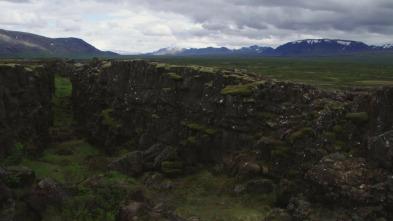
[[0, 60, 56, 159], [72, 59, 393, 220], [0, 59, 68, 220]]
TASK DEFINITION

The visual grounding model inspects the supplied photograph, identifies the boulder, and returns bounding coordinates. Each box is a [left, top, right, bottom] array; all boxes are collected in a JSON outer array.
[[153, 147, 177, 168], [108, 151, 144, 177], [143, 144, 165, 162], [29, 177, 67, 214], [0, 177, 16, 221], [117, 202, 146, 221], [307, 153, 393, 218], [368, 130, 393, 171]]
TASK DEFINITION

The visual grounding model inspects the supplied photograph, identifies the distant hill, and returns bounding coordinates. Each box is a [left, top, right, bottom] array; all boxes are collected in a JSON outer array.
[[147, 39, 393, 57], [0, 29, 117, 58]]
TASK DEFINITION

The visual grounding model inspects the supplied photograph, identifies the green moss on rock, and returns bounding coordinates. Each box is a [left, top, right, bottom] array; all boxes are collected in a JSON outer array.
[[100, 108, 122, 128], [271, 146, 291, 158], [161, 161, 183, 177], [187, 123, 205, 131], [332, 125, 343, 133], [168, 72, 183, 80], [220, 81, 264, 96], [180, 136, 198, 146], [345, 112, 369, 122], [183, 123, 218, 135], [324, 132, 336, 139], [256, 112, 274, 120], [243, 98, 256, 104], [289, 127, 314, 143]]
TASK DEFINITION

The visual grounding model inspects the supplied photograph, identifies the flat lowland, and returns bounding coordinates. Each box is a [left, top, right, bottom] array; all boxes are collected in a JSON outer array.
[[126, 54, 393, 89]]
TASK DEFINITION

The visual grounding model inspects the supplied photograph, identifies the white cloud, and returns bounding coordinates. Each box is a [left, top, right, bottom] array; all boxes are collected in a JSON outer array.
[[1, 0, 393, 52]]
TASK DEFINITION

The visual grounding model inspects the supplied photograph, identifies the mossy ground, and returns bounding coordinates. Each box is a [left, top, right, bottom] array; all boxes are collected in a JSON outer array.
[[50, 75, 76, 141], [169, 171, 271, 220]]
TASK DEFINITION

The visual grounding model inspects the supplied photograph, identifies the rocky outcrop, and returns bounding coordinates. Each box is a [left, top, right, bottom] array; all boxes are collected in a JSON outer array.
[[0, 60, 55, 159], [72, 59, 393, 219], [0, 166, 16, 221], [29, 177, 67, 214]]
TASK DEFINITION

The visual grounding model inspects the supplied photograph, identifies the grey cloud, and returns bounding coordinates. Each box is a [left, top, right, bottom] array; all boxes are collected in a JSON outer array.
[[2, 0, 393, 52], [0, 0, 31, 2]]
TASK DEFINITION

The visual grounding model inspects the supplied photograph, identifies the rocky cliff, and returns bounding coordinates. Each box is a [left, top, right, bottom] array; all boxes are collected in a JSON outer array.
[[0, 60, 56, 159], [72, 58, 393, 220]]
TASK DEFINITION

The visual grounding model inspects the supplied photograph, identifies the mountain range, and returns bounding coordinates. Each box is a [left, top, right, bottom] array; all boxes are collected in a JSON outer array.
[[0, 29, 117, 58], [149, 39, 393, 56], [0, 29, 392, 58]]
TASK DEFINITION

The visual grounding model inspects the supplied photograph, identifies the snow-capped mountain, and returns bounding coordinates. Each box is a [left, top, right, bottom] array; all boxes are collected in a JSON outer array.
[[148, 45, 274, 56], [382, 44, 393, 49], [150, 47, 186, 55], [236, 45, 275, 55], [372, 44, 393, 50], [146, 39, 392, 57], [275, 39, 371, 55]]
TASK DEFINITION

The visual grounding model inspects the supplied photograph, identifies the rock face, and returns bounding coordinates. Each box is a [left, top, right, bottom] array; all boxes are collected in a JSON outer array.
[[72, 59, 393, 219], [0, 166, 16, 221], [0, 60, 55, 159]]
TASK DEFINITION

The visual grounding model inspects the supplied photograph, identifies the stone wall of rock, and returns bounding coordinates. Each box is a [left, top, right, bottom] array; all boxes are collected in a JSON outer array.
[[71, 59, 388, 166], [72, 59, 393, 219], [0, 61, 55, 159]]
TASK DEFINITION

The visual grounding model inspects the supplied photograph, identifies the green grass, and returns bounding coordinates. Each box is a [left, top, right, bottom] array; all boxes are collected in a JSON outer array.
[[21, 140, 101, 183], [52, 75, 75, 128], [170, 171, 271, 220], [122, 56, 393, 89]]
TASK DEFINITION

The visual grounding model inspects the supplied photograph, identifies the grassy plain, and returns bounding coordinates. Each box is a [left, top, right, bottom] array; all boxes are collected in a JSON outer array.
[[122, 55, 393, 89]]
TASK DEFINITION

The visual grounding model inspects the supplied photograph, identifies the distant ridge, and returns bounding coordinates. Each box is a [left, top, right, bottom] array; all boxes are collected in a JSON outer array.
[[147, 39, 393, 57], [0, 29, 118, 58]]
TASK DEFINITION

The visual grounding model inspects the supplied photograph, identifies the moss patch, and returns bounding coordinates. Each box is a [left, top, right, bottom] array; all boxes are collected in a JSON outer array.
[[151, 114, 160, 119], [100, 108, 122, 128], [332, 125, 343, 133], [21, 139, 101, 183], [179, 136, 198, 146], [220, 81, 264, 96], [184, 123, 218, 135], [345, 112, 369, 122], [289, 127, 314, 143], [170, 170, 270, 220], [168, 72, 183, 80], [161, 161, 183, 177]]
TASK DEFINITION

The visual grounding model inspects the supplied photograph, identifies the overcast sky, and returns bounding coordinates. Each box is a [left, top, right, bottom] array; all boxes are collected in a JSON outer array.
[[1, 0, 392, 53]]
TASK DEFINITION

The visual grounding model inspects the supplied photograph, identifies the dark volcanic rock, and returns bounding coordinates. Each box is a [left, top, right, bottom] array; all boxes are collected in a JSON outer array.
[[368, 130, 393, 171], [108, 151, 144, 177], [117, 202, 147, 221], [29, 177, 67, 215], [0, 166, 16, 221], [307, 153, 393, 219], [0, 60, 55, 158], [71, 59, 393, 219]]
